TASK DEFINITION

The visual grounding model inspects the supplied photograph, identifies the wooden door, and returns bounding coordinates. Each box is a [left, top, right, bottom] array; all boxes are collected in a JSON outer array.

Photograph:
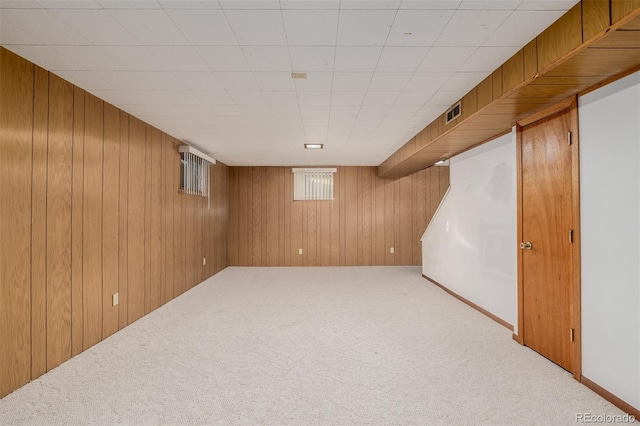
[[519, 103, 578, 373]]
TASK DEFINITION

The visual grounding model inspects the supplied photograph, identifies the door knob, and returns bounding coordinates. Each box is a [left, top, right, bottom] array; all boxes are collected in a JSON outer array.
[[520, 242, 533, 250]]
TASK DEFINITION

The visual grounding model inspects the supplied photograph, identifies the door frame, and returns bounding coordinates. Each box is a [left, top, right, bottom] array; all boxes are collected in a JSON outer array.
[[514, 96, 582, 381]]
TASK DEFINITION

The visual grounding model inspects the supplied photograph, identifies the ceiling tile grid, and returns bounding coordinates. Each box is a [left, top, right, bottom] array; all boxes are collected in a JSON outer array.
[[0, 0, 579, 166]]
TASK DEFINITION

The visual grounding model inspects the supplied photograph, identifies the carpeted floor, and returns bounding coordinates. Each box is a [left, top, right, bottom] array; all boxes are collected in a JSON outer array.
[[0, 266, 625, 425]]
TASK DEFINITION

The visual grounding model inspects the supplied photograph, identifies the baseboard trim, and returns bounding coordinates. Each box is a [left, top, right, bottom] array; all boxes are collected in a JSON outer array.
[[422, 274, 514, 332], [512, 333, 523, 345], [580, 376, 640, 419]]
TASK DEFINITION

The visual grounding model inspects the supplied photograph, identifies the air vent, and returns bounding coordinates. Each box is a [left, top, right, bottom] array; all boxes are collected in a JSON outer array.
[[445, 101, 462, 124]]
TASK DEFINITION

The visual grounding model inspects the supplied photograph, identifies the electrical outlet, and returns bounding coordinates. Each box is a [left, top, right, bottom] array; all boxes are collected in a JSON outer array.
[[298, 248, 303, 255], [390, 247, 395, 254], [112, 293, 119, 307], [203, 257, 206, 266]]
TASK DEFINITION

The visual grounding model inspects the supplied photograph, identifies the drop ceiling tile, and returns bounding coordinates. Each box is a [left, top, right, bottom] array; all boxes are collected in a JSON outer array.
[[337, 10, 395, 46], [98, 1, 161, 8], [363, 91, 401, 105], [298, 92, 332, 106], [359, 105, 391, 116], [300, 105, 331, 117], [173, 72, 224, 91], [329, 116, 356, 127], [228, 91, 267, 105], [255, 73, 296, 91], [334, 47, 382, 72], [458, 46, 517, 71], [330, 106, 360, 116], [167, 10, 237, 45], [0, 1, 40, 8], [196, 46, 250, 71], [484, 10, 566, 47], [404, 72, 451, 91], [439, 71, 486, 91], [283, 10, 339, 46], [193, 91, 235, 105], [7, 45, 115, 71], [295, 72, 333, 91], [340, 0, 400, 9], [303, 116, 330, 126], [394, 90, 435, 105], [332, 72, 373, 91], [426, 90, 467, 105], [219, 0, 280, 9], [376, 47, 431, 72], [387, 104, 422, 116], [280, 0, 340, 9], [112, 46, 207, 71], [435, 9, 511, 46], [213, 72, 260, 91], [37, 1, 102, 9], [368, 73, 411, 91], [270, 106, 302, 118], [459, 0, 521, 9], [386, 10, 454, 46], [331, 92, 366, 106], [0, 9, 86, 44], [518, 0, 578, 10], [289, 46, 335, 72], [49, 9, 137, 45], [90, 89, 199, 105], [242, 46, 291, 72], [399, 0, 461, 8], [225, 10, 286, 45], [263, 91, 300, 106], [159, 1, 221, 9], [108, 9, 187, 45], [417, 46, 477, 72], [100, 71, 187, 90]]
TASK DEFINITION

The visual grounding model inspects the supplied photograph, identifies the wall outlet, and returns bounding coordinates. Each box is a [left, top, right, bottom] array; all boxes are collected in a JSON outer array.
[[390, 247, 395, 254], [112, 293, 119, 307], [298, 248, 303, 255], [203, 257, 206, 266]]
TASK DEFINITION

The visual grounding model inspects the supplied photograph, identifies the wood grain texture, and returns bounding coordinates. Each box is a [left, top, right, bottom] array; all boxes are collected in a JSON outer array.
[[0, 48, 230, 398], [82, 93, 103, 350], [0, 48, 33, 398], [102, 103, 119, 339], [46, 74, 73, 370], [611, 0, 640, 23], [118, 111, 129, 330], [537, 3, 583, 71], [583, 0, 611, 41], [71, 87, 85, 355], [127, 118, 146, 324], [229, 166, 449, 267], [31, 66, 48, 380]]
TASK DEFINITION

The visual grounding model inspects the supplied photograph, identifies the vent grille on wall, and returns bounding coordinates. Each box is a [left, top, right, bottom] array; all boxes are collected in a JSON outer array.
[[445, 101, 462, 124], [179, 145, 216, 198], [292, 168, 337, 201]]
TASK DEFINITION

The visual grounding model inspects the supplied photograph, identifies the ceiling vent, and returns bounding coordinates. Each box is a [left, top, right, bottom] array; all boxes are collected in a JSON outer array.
[[445, 100, 462, 124]]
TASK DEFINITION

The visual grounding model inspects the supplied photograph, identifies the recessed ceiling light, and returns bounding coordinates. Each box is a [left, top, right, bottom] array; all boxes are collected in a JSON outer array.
[[291, 72, 307, 79], [435, 160, 445, 165], [305, 144, 323, 149]]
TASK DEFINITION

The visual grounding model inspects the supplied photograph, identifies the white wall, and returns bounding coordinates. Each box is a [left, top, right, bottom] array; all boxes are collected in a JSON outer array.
[[422, 132, 517, 329], [579, 70, 640, 409]]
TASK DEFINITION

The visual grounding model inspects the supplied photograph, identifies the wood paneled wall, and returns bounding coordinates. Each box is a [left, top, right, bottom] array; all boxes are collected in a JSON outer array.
[[0, 47, 229, 399], [229, 166, 449, 267]]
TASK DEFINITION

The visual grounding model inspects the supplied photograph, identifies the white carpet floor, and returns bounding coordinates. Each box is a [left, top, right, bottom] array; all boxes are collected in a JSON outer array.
[[0, 266, 625, 425]]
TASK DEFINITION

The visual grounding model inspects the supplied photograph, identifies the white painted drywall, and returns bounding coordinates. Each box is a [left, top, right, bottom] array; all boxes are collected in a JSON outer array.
[[579, 70, 640, 410], [421, 132, 517, 329]]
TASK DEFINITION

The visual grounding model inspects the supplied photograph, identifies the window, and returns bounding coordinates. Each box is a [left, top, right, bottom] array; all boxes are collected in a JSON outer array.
[[292, 168, 336, 201], [179, 145, 216, 197]]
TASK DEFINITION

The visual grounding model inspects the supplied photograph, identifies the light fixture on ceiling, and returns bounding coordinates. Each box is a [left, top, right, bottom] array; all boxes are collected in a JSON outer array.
[[435, 159, 449, 166], [304, 144, 323, 149], [291, 72, 307, 79]]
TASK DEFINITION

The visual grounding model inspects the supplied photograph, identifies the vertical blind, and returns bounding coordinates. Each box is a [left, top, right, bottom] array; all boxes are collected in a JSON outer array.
[[292, 168, 337, 201], [178, 145, 216, 198]]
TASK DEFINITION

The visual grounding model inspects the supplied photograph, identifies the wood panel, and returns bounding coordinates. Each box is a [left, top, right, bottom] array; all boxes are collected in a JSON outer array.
[[583, 0, 611, 41], [612, 0, 640, 23], [127, 118, 146, 323], [102, 103, 120, 339], [537, 4, 583, 71], [83, 93, 103, 350], [0, 48, 33, 399], [229, 166, 449, 267], [71, 87, 85, 354], [0, 47, 230, 398], [46, 74, 73, 370], [31, 66, 48, 380], [118, 111, 129, 330]]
